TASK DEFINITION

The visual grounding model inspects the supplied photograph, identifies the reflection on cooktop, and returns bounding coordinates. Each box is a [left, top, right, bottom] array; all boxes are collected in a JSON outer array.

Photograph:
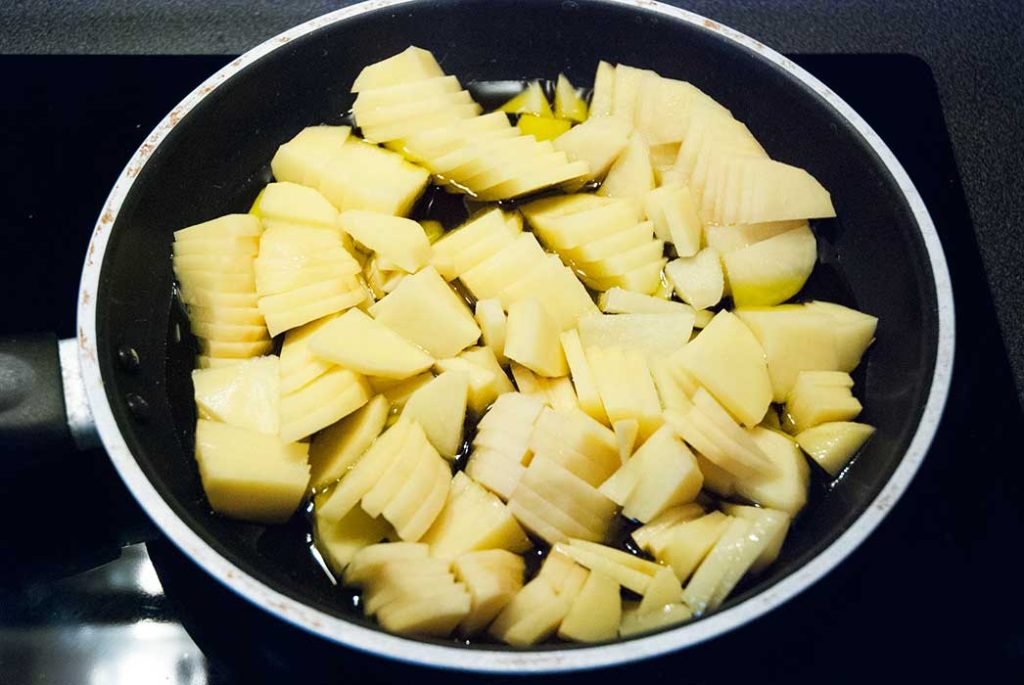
[[0, 545, 207, 685]]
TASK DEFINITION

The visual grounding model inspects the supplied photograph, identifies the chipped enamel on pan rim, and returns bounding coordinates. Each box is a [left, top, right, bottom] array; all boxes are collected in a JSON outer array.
[[76, 0, 955, 673]]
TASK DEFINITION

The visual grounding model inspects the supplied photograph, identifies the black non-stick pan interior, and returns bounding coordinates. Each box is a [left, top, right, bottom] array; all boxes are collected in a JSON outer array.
[[95, 0, 939, 649]]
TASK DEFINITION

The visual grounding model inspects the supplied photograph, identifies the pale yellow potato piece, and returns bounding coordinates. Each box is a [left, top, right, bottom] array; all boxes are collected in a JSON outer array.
[[576, 236, 663, 280], [258, 278, 366, 338], [704, 220, 805, 255], [197, 338, 273, 359], [431, 210, 520, 281], [640, 566, 684, 614], [313, 502, 391, 575], [586, 346, 663, 439], [504, 299, 568, 377], [644, 185, 702, 257], [270, 125, 351, 187], [465, 448, 526, 504], [516, 457, 617, 540], [587, 258, 666, 295], [691, 388, 774, 472], [474, 298, 508, 365], [513, 366, 579, 412], [657, 511, 730, 581], [736, 427, 810, 514], [559, 329, 608, 424], [665, 247, 724, 311], [561, 540, 665, 595], [498, 255, 599, 331], [601, 425, 703, 523], [523, 195, 640, 251], [361, 422, 432, 518], [188, 304, 264, 327], [434, 346, 514, 415], [611, 64, 657, 124], [379, 449, 442, 540], [669, 310, 771, 426], [351, 46, 445, 91], [785, 370, 862, 434], [489, 576, 571, 646], [309, 395, 391, 490], [279, 367, 372, 443], [401, 370, 469, 459], [360, 558, 454, 615], [339, 210, 431, 273], [530, 407, 620, 483], [173, 253, 254, 274], [377, 588, 471, 638], [553, 115, 631, 180], [682, 516, 765, 613], [459, 232, 547, 300], [648, 356, 693, 412], [254, 181, 338, 227], [589, 61, 616, 117], [423, 472, 530, 559], [466, 393, 545, 500], [174, 213, 261, 242], [796, 421, 876, 476], [316, 420, 412, 523], [172, 236, 259, 257], [367, 266, 479, 359], [319, 138, 429, 216], [613, 419, 639, 462], [194, 419, 309, 524], [619, 601, 693, 637], [631, 503, 705, 555], [453, 549, 525, 636], [192, 356, 279, 435], [395, 454, 452, 541], [803, 301, 878, 371], [735, 305, 842, 402], [577, 312, 694, 360], [308, 308, 433, 379], [190, 321, 268, 344], [722, 503, 792, 573], [598, 132, 654, 199], [278, 315, 338, 394], [724, 225, 817, 307], [718, 158, 835, 225], [370, 372, 433, 412], [474, 158, 589, 202], [597, 289, 688, 320], [178, 270, 255, 295], [508, 466, 600, 540], [558, 570, 621, 643], [528, 426, 612, 488], [342, 541, 430, 586]]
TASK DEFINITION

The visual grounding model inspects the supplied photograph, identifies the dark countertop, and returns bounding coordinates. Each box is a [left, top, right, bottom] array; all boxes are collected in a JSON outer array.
[[3, 0, 1022, 406]]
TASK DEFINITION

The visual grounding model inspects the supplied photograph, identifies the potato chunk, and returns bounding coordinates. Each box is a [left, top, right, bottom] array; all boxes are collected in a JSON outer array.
[[504, 299, 568, 377], [194, 419, 309, 524], [369, 266, 481, 359], [308, 308, 434, 380], [192, 356, 279, 435]]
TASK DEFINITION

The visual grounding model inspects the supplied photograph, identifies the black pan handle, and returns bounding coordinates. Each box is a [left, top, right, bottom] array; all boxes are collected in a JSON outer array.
[[0, 336, 153, 583], [0, 333, 98, 457]]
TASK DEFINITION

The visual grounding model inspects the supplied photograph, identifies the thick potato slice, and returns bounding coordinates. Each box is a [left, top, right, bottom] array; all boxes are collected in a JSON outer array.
[[194, 419, 309, 524]]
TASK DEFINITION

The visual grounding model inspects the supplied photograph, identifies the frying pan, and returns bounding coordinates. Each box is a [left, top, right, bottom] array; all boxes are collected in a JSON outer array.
[[0, 0, 954, 673]]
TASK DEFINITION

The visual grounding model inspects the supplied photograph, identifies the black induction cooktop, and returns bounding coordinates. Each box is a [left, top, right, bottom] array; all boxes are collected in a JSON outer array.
[[0, 55, 1020, 684]]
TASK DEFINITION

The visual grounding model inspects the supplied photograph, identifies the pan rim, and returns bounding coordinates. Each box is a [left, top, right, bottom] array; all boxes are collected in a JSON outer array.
[[76, 0, 955, 673]]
